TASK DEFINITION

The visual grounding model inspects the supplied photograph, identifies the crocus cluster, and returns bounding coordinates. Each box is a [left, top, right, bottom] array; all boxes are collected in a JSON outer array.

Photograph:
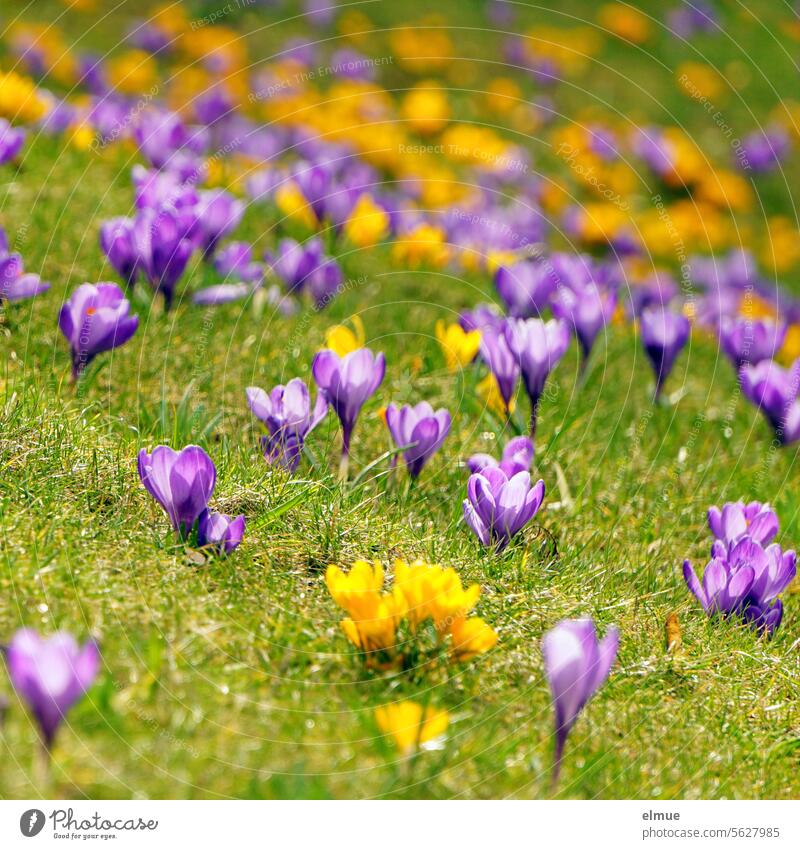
[[325, 559, 498, 667], [683, 501, 796, 635], [4, 629, 100, 748], [137, 444, 245, 553], [542, 618, 619, 785], [463, 466, 545, 551], [58, 282, 138, 378]]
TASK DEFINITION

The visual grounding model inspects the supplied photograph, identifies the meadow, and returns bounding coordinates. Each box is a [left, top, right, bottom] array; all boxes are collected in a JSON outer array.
[[0, 0, 799, 800]]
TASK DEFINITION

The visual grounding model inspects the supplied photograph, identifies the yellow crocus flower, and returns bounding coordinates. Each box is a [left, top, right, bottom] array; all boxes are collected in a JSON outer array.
[[449, 617, 499, 661], [394, 559, 481, 631], [435, 321, 481, 372], [343, 195, 390, 247], [274, 181, 318, 230], [375, 701, 450, 753]]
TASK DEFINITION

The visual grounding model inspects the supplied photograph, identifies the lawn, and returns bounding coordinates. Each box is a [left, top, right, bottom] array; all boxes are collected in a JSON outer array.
[[0, 0, 799, 800]]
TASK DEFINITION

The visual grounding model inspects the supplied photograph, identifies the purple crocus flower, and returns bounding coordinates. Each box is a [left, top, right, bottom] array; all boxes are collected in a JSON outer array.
[[308, 257, 344, 308], [738, 128, 790, 174], [384, 402, 451, 478], [137, 445, 216, 538], [304, 0, 337, 26], [192, 282, 251, 306], [552, 282, 617, 366], [667, 1, 717, 38], [505, 318, 570, 436], [708, 501, 779, 553], [542, 618, 619, 786], [246, 378, 328, 472], [0, 233, 50, 304], [198, 509, 245, 554], [133, 109, 197, 171], [99, 217, 140, 288], [739, 359, 800, 444], [133, 208, 195, 308], [684, 537, 795, 635], [719, 317, 786, 371], [58, 283, 139, 378], [132, 165, 199, 212], [495, 261, 556, 318], [479, 325, 520, 416], [640, 307, 691, 399], [0, 119, 25, 165], [193, 189, 245, 257], [5, 629, 100, 748], [312, 348, 385, 473], [467, 435, 534, 477], [214, 242, 263, 283], [462, 467, 545, 550], [459, 303, 506, 334], [268, 237, 324, 294]]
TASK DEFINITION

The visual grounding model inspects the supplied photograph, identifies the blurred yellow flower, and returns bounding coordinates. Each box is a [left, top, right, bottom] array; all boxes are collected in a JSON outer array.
[[390, 25, 454, 73], [523, 26, 601, 75], [597, 4, 651, 43], [392, 224, 450, 268], [484, 77, 522, 116], [450, 617, 499, 661], [435, 320, 481, 372], [107, 50, 158, 96], [401, 82, 450, 135], [0, 71, 50, 123], [337, 10, 375, 45], [275, 181, 318, 230], [375, 701, 449, 753], [326, 316, 366, 357], [343, 195, 391, 247], [762, 216, 800, 273], [778, 324, 800, 366], [695, 170, 753, 212], [676, 62, 727, 102], [477, 373, 516, 417]]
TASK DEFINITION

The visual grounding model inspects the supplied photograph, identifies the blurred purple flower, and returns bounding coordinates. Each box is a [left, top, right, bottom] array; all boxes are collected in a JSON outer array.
[[385, 402, 451, 478], [100, 217, 140, 288], [193, 189, 245, 256], [495, 261, 556, 318], [738, 128, 789, 173], [6, 629, 100, 748], [198, 509, 245, 554], [192, 282, 252, 306], [739, 358, 800, 444], [246, 378, 328, 472], [542, 618, 618, 785], [640, 307, 690, 399], [0, 119, 25, 165], [58, 282, 138, 378], [463, 467, 545, 550], [719, 317, 786, 370], [138, 445, 216, 538], [268, 237, 324, 293], [667, 1, 718, 38], [214, 242, 263, 283], [552, 282, 616, 365], [459, 303, 506, 333]]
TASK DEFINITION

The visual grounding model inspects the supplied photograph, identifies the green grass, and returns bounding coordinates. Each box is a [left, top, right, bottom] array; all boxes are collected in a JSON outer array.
[[1, 0, 800, 799]]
